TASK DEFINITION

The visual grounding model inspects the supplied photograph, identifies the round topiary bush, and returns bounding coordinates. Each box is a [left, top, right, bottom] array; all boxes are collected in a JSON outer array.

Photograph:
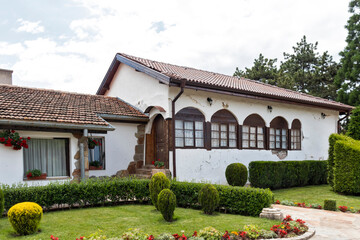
[[149, 172, 170, 210], [225, 163, 248, 186], [198, 184, 219, 215], [8, 202, 43, 235], [158, 189, 176, 222], [0, 187, 4, 217]]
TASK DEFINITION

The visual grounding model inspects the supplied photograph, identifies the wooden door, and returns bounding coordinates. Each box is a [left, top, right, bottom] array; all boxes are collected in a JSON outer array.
[[154, 115, 167, 167], [145, 115, 168, 167]]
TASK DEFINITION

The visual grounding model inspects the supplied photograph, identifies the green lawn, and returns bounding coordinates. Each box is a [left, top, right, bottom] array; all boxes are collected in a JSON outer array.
[[0, 204, 278, 239], [273, 185, 360, 208]]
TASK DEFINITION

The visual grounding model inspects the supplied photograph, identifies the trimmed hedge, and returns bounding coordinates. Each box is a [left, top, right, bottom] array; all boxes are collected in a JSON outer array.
[[8, 202, 43, 235], [158, 189, 176, 222], [333, 140, 360, 195], [324, 199, 336, 211], [2, 178, 150, 211], [249, 160, 328, 189], [328, 134, 353, 187], [0, 187, 4, 217], [2, 178, 273, 217], [149, 172, 170, 210], [198, 184, 219, 214], [170, 181, 273, 216]]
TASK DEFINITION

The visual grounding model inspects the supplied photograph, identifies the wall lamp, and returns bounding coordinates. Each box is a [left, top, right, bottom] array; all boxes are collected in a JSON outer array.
[[207, 97, 213, 106], [267, 105, 273, 113], [321, 113, 327, 119]]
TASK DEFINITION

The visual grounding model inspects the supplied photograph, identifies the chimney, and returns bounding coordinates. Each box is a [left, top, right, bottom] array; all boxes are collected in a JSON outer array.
[[0, 68, 13, 85]]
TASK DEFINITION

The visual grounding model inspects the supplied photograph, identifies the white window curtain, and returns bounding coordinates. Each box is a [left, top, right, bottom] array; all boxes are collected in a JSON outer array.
[[24, 139, 67, 177]]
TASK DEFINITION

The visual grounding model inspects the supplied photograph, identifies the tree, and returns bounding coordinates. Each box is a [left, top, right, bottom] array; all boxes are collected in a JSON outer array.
[[335, 0, 360, 106], [234, 36, 339, 100], [234, 54, 278, 85], [347, 106, 360, 140]]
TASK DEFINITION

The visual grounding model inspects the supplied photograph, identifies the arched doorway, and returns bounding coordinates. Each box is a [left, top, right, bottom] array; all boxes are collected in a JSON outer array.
[[145, 114, 168, 168]]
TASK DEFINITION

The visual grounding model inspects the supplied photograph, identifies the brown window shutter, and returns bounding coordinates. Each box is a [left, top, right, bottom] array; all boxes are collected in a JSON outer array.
[[287, 129, 291, 150], [205, 121, 211, 150], [237, 124, 242, 149], [265, 127, 269, 150]]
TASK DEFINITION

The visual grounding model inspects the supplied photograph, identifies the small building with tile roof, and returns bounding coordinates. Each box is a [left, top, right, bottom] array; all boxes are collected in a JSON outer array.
[[0, 85, 148, 185], [97, 53, 353, 184]]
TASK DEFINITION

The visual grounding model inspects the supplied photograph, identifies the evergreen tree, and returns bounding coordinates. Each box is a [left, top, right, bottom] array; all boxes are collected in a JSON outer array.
[[335, 0, 360, 106]]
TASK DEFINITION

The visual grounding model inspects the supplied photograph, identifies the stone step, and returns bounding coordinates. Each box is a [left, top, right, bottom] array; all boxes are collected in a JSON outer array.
[[143, 164, 156, 169], [131, 174, 151, 179], [135, 168, 152, 175]]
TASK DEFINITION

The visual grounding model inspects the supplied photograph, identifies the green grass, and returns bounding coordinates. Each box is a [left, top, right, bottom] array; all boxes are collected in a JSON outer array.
[[273, 185, 360, 208], [0, 204, 278, 239]]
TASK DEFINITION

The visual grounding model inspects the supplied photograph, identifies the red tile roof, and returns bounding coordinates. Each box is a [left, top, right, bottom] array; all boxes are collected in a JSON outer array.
[[117, 53, 353, 112], [0, 85, 147, 127]]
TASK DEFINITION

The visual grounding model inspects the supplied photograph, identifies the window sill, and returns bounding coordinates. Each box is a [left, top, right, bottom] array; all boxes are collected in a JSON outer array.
[[89, 168, 105, 171], [23, 176, 70, 181]]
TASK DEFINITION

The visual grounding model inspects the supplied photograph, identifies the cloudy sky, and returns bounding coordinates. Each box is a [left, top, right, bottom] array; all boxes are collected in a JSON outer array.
[[0, 0, 351, 94]]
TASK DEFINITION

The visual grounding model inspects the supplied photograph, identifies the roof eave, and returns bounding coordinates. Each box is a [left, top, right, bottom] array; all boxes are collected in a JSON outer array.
[[0, 119, 115, 132], [169, 79, 354, 113]]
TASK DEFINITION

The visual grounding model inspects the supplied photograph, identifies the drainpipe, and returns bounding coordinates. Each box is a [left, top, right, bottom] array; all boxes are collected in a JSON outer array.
[[171, 79, 186, 178], [338, 111, 350, 133], [80, 129, 88, 181]]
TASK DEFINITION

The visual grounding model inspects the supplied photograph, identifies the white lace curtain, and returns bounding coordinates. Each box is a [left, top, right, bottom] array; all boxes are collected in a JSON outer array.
[[23, 139, 67, 177]]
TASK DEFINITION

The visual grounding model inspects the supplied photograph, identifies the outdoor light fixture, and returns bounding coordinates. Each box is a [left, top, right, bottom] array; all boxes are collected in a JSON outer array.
[[267, 105, 273, 113], [207, 97, 213, 106], [321, 113, 326, 119]]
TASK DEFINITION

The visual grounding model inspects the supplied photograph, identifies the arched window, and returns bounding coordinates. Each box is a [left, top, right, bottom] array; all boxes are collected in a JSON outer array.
[[242, 114, 266, 149], [211, 109, 238, 148], [269, 117, 288, 150], [290, 119, 301, 150], [175, 107, 205, 148]]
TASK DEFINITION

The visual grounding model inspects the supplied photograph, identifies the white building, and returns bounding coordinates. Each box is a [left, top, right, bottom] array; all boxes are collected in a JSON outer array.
[[0, 53, 353, 185]]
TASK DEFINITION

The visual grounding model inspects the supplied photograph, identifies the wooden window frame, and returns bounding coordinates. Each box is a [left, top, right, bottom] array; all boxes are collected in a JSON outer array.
[[290, 119, 302, 150], [210, 109, 238, 149], [269, 117, 288, 150], [242, 114, 266, 150], [89, 137, 106, 170], [175, 107, 205, 149], [242, 125, 265, 149]]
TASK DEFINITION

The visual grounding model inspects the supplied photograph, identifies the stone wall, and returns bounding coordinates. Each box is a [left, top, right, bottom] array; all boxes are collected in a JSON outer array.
[[72, 133, 89, 182]]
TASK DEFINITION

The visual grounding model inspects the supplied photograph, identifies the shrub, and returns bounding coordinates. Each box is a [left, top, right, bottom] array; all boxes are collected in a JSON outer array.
[[8, 202, 43, 235], [225, 163, 248, 186], [149, 172, 170, 210], [333, 139, 360, 194], [171, 181, 273, 216], [328, 134, 353, 187], [324, 199, 336, 211], [198, 184, 219, 215], [0, 187, 4, 217], [158, 189, 176, 222], [249, 160, 328, 189]]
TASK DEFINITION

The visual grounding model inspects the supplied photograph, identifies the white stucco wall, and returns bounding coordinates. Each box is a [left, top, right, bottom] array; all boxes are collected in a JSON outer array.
[[104, 64, 340, 185], [105, 64, 171, 116], [89, 122, 138, 177], [170, 88, 338, 184], [0, 131, 77, 186]]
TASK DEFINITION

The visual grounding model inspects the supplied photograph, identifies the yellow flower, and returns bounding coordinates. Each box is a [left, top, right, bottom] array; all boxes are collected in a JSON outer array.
[[231, 231, 238, 235]]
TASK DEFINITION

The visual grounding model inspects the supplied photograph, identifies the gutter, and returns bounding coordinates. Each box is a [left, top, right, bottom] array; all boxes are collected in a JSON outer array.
[[98, 114, 148, 123], [171, 79, 186, 178], [0, 119, 115, 132]]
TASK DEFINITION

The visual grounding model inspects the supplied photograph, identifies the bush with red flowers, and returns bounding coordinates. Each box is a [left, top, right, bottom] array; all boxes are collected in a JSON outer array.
[[338, 205, 348, 212], [0, 130, 29, 150], [270, 215, 308, 238], [88, 138, 102, 149]]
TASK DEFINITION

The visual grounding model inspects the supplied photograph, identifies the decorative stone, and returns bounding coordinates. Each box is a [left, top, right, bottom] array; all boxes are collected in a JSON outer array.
[[127, 162, 137, 174], [151, 169, 171, 179], [259, 207, 284, 220], [115, 170, 129, 178]]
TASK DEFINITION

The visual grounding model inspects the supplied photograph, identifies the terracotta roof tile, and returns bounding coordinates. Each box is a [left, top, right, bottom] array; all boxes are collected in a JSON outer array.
[[0, 85, 147, 126], [119, 53, 353, 111]]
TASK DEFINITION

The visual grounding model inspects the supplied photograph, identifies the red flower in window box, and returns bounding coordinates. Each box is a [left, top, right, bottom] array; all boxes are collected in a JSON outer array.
[[0, 130, 29, 150], [88, 138, 101, 149], [26, 169, 47, 180]]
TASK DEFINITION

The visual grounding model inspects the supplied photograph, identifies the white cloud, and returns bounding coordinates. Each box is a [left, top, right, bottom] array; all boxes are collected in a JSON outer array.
[[16, 18, 44, 34], [2, 0, 352, 94]]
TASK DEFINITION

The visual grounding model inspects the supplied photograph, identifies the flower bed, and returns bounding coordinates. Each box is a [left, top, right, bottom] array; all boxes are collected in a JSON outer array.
[[49, 215, 309, 239], [275, 199, 360, 214]]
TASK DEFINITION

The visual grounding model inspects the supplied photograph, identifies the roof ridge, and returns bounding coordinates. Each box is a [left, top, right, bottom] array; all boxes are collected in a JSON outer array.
[[0, 84, 120, 101]]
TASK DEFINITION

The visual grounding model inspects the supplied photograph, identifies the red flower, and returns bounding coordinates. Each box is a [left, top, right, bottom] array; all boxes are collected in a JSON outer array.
[[173, 234, 180, 240], [283, 215, 293, 222], [275, 200, 280, 204], [222, 231, 230, 239], [11, 130, 15, 133], [0, 137, 5, 142], [27, 172, 32, 178], [147, 235, 154, 240], [27, 137, 31, 140], [192, 231, 197, 237], [152, 161, 155, 165], [181, 234, 187, 240]]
